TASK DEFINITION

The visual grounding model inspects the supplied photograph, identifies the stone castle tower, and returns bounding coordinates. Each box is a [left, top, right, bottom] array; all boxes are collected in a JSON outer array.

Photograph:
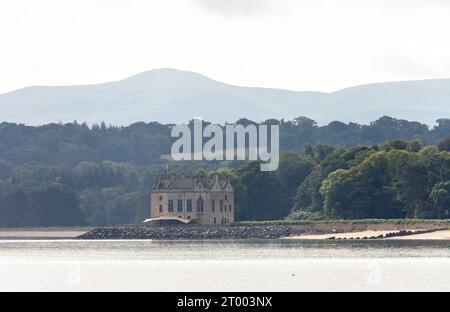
[[150, 171, 234, 225]]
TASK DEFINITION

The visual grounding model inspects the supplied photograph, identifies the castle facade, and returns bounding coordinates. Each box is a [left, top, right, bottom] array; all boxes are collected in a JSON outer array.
[[151, 172, 234, 225]]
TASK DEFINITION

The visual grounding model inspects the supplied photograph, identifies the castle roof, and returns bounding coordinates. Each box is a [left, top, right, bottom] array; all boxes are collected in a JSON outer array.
[[152, 172, 232, 192]]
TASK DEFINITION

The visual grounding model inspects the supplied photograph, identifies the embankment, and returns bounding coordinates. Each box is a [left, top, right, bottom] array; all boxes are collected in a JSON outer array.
[[77, 220, 450, 240], [77, 225, 293, 240]]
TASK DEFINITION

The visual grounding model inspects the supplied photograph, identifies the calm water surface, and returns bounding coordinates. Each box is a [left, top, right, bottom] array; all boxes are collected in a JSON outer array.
[[1, 239, 450, 291]]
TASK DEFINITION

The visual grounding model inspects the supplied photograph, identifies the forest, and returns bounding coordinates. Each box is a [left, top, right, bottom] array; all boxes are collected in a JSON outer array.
[[0, 116, 449, 227], [1, 116, 449, 166]]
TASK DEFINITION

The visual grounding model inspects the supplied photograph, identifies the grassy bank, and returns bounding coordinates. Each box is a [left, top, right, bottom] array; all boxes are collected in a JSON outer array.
[[235, 219, 450, 227]]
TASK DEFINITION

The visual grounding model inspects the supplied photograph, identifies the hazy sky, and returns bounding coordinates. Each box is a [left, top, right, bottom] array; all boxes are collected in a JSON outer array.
[[1, 0, 450, 93]]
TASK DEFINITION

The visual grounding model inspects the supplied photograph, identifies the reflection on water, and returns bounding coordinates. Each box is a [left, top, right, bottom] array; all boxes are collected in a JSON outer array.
[[1, 239, 450, 261], [1, 239, 450, 291]]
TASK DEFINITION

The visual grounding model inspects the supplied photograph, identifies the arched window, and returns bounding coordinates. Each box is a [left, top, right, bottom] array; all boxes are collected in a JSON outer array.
[[196, 197, 204, 213]]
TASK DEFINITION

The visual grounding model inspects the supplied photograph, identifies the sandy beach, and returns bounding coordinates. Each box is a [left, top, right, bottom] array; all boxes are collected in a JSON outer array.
[[287, 229, 450, 240], [287, 230, 402, 240], [385, 230, 450, 240], [0, 228, 91, 239]]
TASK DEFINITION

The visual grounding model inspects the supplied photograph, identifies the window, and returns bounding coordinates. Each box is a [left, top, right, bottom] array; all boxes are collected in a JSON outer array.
[[177, 199, 183, 212], [159, 205, 163, 213], [168, 200, 173, 212], [220, 200, 223, 212], [197, 197, 204, 213], [224, 204, 227, 212], [187, 199, 192, 212], [213, 216, 216, 225], [225, 194, 227, 200], [229, 204, 232, 212], [159, 195, 163, 201], [211, 200, 215, 212]]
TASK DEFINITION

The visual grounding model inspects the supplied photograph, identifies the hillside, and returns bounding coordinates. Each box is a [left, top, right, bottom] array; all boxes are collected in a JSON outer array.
[[0, 68, 449, 125]]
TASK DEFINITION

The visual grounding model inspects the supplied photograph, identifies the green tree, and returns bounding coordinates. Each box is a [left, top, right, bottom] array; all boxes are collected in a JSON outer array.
[[320, 152, 402, 219], [238, 161, 284, 220], [31, 183, 85, 226], [438, 137, 450, 152], [277, 152, 314, 209], [0, 159, 12, 180], [431, 181, 450, 218]]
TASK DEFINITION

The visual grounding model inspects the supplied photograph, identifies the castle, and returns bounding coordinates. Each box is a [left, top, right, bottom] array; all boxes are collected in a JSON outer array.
[[150, 171, 234, 225]]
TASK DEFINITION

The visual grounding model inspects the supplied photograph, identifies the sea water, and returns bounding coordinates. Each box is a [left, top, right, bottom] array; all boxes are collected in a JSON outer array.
[[1, 239, 450, 291]]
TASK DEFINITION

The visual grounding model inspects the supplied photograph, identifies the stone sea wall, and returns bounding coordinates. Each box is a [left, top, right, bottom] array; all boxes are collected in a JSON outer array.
[[77, 222, 448, 240], [77, 225, 295, 240]]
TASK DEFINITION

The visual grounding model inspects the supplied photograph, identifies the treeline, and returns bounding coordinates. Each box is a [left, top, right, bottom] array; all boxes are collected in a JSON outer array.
[[202, 138, 450, 221], [3, 137, 448, 227], [0, 159, 227, 227], [0, 161, 151, 227], [0, 117, 449, 227], [290, 139, 450, 220], [1, 116, 449, 166]]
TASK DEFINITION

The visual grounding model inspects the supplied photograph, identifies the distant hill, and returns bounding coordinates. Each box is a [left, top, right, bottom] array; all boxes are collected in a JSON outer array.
[[0, 68, 449, 126]]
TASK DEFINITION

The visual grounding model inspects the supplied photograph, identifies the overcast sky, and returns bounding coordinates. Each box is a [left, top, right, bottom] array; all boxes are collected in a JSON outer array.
[[1, 0, 450, 94]]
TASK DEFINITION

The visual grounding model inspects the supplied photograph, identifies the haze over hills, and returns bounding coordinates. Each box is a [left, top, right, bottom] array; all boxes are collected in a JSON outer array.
[[0, 68, 449, 126]]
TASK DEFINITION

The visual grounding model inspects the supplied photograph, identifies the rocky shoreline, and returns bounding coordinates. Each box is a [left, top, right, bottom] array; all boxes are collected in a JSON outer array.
[[77, 225, 295, 240], [77, 224, 448, 240]]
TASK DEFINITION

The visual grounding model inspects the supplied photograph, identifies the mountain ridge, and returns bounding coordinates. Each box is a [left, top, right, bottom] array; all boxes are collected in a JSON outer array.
[[1, 68, 449, 126]]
